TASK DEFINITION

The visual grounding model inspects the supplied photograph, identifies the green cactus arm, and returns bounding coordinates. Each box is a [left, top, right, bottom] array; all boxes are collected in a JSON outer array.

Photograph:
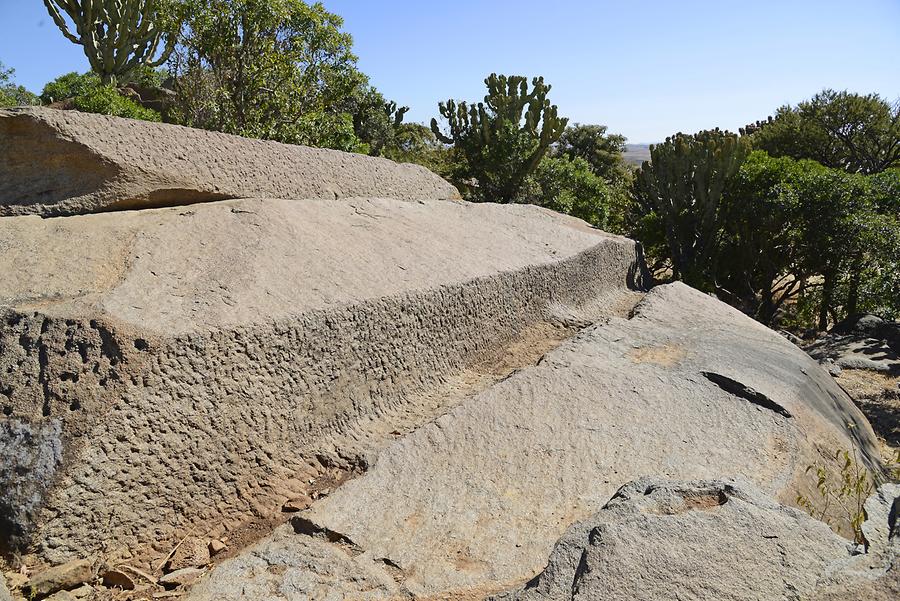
[[44, 0, 173, 84], [42, 0, 81, 43]]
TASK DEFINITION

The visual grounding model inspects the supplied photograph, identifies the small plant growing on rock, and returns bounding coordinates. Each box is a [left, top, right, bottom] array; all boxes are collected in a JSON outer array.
[[797, 448, 873, 544], [796, 446, 899, 545]]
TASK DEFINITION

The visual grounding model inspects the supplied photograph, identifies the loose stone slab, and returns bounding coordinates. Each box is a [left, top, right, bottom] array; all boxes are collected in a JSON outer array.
[[0, 107, 460, 217]]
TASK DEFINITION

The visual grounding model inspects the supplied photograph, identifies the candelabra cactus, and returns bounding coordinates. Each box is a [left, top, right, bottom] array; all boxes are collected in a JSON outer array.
[[634, 129, 751, 290], [431, 74, 568, 203], [43, 0, 174, 85]]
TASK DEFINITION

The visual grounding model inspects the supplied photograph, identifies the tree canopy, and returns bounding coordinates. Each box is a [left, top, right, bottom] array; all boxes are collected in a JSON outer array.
[[0, 62, 38, 107], [632, 129, 751, 290], [167, 0, 368, 150], [746, 89, 900, 175], [555, 123, 627, 182]]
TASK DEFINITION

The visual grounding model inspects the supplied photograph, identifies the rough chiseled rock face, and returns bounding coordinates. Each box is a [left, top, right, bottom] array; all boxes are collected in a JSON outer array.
[[0, 107, 460, 217], [186, 283, 882, 601], [0, 193, 644, 562], [492, 479, 900, 601]]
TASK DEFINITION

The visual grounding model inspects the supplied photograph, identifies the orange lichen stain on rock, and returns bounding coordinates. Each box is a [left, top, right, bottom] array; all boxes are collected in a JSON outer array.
[[628, 344, 686, 367]]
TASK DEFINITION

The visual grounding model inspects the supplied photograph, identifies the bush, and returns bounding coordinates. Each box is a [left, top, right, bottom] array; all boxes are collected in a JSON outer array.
[[40, 72, 101, 104], [41, 71, 161, 121], [382, 123, 458, 179], [72, 85, 161, 121], [520, 155, 610, 228]]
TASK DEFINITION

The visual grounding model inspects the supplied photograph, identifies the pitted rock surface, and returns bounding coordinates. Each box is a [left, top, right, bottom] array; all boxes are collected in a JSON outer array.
[[0, 107, 460, 217], [0, 196, 644, 562], [186, 283, 881, 600]]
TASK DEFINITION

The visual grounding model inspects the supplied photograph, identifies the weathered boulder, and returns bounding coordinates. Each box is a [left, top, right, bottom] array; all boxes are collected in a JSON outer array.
[[186, 282, 881, 600], [806, 313, 900, 373], [492, 478, 899, 601], [0, 107, 459, 217], [0, 193, 644, 563]]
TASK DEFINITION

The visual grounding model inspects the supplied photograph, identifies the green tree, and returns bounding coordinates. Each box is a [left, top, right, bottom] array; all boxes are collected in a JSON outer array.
[[344, 86, 408, 156], [632, 129, 751, 290], [555, 123, 627, 181], [382, 123, 458, 178], [717, 151, 826, 322], [167, 0, 367, 150], [790, 169, 875, 329], [831, 169, 900, 321], [746, 89, 900, 174], [657, 150, 899, 329], [431, 74, 568, 203], [0, 62, 38, 107], [554, 123, 632, 233], [519, 155, 610, 228], [42, 0, 175, 85]]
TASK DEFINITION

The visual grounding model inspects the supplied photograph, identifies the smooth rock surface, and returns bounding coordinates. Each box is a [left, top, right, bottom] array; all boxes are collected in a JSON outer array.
[[187, 283, 881, 600], [0, 195, 644, 562], [492, 478, 895, 601], [807, 335, 900, 373], [0, 107, 459, 217]]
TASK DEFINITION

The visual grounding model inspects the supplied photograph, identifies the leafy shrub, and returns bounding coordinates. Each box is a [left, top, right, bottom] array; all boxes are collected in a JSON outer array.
[[797, 449, 873, 544], [40, 71, 101, 104], [72, 85, 161, 121], [41, 71, 160, 121], [520, 155, 610, 228], [797, 447, 900, 544]]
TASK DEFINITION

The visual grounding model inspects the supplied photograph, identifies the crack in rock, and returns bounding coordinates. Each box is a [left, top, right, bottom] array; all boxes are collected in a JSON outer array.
[[702, 371, 792, 418]]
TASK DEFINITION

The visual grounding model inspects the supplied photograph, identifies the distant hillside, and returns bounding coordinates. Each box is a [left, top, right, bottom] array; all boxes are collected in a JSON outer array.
[[622, 144, 652, 166]]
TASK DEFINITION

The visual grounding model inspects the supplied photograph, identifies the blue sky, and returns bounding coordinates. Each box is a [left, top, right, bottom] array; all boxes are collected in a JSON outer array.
[[1, 0, 898, 142]]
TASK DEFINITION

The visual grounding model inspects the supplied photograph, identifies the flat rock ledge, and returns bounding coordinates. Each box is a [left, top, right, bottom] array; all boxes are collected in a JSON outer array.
[[186, 283, 883, 600], [0, 107, 460, 217]]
